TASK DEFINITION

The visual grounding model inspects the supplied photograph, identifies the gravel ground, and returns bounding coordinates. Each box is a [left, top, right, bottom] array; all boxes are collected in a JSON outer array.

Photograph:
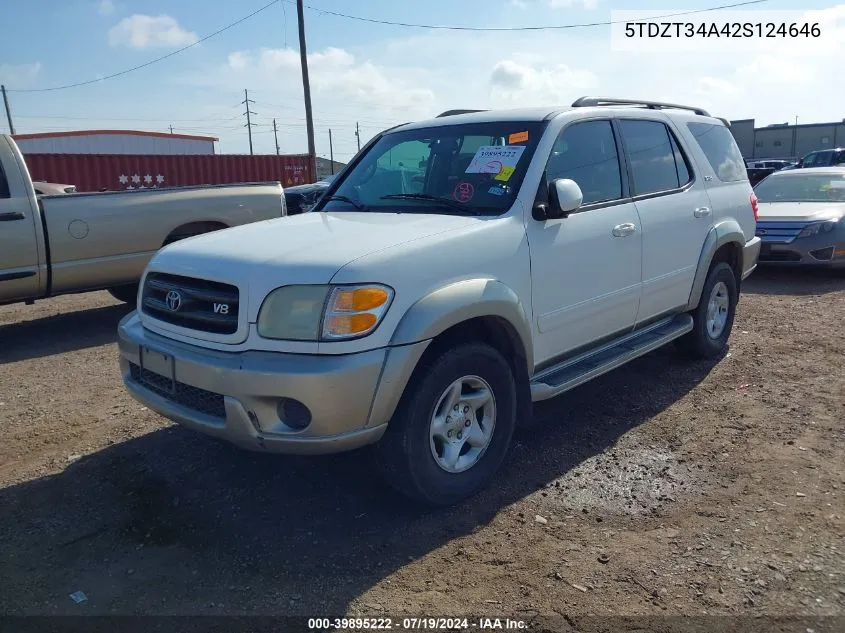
[[0, 268, 843, 627]]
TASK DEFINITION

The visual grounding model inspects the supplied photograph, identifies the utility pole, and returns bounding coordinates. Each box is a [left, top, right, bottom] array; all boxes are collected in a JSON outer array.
[[355, 122, 361, 152], [297, 0, 316, 173], [242, 88, 257, 155], [329, 129, 334, 174], [1, 85, 15, 135], [273, 118, 280, 155]]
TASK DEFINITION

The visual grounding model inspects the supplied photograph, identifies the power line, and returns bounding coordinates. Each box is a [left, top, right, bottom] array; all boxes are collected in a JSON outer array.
[[6, 0, 282, 93], [295, 0, 771, 31], [6, 0, 773, 94]]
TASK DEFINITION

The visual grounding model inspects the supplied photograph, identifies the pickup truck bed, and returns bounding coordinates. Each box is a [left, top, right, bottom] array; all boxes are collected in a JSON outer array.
[[0, 134, 286, 306]]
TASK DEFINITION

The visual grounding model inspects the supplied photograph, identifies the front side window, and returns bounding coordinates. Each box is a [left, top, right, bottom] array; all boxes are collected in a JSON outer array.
[[619, 119, 689, 195], [755, 173, 845, 203], [687, 121, 747, 182], [320, 121, 545, 216], [545, 120, 623, 205]]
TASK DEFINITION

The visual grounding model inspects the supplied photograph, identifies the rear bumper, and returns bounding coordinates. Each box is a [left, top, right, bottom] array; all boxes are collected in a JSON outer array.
[[118, 312, 429, 455]]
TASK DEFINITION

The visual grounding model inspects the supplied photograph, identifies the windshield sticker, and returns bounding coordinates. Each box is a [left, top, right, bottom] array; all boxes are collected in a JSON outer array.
[[488, 185, 506, 196], [494, 166, 516, 182], [508, 131, 529, 144], [453, 182, 475, 203], [465, 145, 527, 181]]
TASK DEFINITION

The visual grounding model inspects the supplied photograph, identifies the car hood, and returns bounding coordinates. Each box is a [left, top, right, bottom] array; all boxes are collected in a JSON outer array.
[[756, 202, 845, 222], [146, 211, 478, 312]]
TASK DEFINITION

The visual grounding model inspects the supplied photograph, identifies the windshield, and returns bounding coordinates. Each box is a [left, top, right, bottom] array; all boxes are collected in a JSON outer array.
[[755, 173, 845, 203], [318, 121, 545, 215]]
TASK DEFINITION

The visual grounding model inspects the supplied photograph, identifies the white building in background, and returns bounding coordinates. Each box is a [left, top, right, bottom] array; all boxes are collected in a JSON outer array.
[[13, 129, 218, 155]]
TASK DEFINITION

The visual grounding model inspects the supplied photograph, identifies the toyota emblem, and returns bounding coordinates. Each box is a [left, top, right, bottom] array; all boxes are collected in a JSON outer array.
[[165, 290, 183, 311]]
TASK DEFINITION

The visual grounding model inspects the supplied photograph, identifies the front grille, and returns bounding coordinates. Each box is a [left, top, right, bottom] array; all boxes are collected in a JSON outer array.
[[129, 362, 225, 419], [142, 272, 239, 335], [759, 248, 801, 262], [755, 221, 808, 244]]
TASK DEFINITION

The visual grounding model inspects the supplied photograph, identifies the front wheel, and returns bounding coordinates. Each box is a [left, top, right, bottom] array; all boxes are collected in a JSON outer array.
[[373, 342, 517, 506], [677, 262, 738, 359]]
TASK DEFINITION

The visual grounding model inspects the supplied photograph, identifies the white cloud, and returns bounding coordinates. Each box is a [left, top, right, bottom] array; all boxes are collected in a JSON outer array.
[[227, 51, 250, 71], [0, 62, 42, 86], [162, 3, 845, 156], [548, 0, 599, 8], [98, 0, 115, 15], [695, 77, 740, 97], [221, 46, 435, 120], [108, 14, 198, 49], [490, 58, 598, 105]]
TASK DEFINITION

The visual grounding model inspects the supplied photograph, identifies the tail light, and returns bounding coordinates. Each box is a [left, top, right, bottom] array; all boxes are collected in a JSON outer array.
[[750, 193, 759, 222]]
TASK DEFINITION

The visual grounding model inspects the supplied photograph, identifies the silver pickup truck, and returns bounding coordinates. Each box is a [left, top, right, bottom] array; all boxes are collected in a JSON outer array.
[[0, 134, 286, 306]]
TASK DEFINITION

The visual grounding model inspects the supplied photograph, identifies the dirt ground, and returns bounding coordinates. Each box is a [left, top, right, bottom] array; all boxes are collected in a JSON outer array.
[[0, 268, 843, 629]]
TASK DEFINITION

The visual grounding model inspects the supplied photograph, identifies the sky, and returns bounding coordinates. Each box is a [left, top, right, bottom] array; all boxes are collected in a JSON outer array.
[[1, 0, 843, 162]]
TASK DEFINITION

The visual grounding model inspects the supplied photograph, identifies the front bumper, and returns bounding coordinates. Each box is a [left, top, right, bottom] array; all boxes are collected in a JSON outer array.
[[757, 236, 845, 268], [118, 312, 429, 455]]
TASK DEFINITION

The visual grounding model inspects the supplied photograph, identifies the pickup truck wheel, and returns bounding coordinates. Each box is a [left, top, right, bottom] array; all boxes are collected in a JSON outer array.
[[108, 283, 139, 305], [678, 262, 738, 360], [373, 342, 517, 506]]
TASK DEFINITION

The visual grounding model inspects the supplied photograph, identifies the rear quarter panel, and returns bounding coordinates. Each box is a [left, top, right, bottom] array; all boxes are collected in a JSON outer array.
[[41, 183, 283, 293], [670, 114, 756, 241]]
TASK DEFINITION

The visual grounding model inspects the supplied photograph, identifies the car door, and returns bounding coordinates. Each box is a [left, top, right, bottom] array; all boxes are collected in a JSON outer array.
[[526, 118, 642, 365], [0, 147, 41, 302], [616, 118, 714, 324]]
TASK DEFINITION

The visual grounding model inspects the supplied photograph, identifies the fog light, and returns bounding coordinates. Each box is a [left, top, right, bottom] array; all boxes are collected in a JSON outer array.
[[810, 247, 835, 261], [277, 398, 312, 430]]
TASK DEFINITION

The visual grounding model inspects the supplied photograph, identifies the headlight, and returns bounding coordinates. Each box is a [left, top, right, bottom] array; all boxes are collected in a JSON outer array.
[[257, 284, 393, 341], [797, 220, 838, 238]]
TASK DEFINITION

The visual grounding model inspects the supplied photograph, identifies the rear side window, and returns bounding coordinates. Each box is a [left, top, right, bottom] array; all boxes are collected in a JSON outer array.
[[618, 119, 691, 196], [687, 122, 747, 182], [0, 162, 9, 198]]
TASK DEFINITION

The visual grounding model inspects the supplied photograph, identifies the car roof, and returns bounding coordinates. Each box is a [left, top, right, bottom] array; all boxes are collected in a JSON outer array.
[[392, 107, 569, 132], [768, 166, 845, 176], [391, 104, 723, 133]]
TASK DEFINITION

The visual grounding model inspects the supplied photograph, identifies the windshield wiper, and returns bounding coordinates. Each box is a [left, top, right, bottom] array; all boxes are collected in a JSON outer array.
[[380, 193, 482, 215], [326, 195, 368, 211]]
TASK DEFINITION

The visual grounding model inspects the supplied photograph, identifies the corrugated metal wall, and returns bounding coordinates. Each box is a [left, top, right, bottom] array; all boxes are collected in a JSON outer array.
[[16, 134, 215, 156], [23, 153, 315, 192]]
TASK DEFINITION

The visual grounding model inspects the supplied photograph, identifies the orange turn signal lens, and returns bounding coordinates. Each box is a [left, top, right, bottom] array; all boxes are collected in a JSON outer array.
[[332, 287, 389, 312], [325, 313, 378, 335]]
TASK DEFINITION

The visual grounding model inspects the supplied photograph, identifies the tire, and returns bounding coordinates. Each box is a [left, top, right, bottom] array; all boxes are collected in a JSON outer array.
[[108, 283, 140, 305], [677, 262, 738, 360], [373, 342, 517, 506]]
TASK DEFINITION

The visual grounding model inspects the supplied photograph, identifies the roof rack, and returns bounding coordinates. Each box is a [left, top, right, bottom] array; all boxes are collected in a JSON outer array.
[[436, 109, 488, 118], [571, 97, 711, 118]]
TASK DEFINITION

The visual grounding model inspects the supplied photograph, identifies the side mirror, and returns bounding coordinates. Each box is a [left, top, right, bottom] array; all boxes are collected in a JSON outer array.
[[538, 178, 583, 220]]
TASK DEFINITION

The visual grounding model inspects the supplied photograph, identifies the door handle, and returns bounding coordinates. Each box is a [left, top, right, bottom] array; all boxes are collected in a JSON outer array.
[[693, 206, 711, 218], [0, 212, 25, 222], [612, 223, 637, 237]]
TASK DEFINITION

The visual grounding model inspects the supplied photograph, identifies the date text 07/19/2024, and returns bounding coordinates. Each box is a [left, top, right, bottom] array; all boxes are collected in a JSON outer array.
[[307, 617, 527, 630]]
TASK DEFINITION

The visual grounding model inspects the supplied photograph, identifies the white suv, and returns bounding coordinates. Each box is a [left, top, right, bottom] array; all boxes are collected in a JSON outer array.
[[118, 97, 761, 505]]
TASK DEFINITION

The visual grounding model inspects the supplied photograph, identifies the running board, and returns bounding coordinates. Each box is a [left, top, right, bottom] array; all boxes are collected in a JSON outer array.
[[530, 314, 694, 402]]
